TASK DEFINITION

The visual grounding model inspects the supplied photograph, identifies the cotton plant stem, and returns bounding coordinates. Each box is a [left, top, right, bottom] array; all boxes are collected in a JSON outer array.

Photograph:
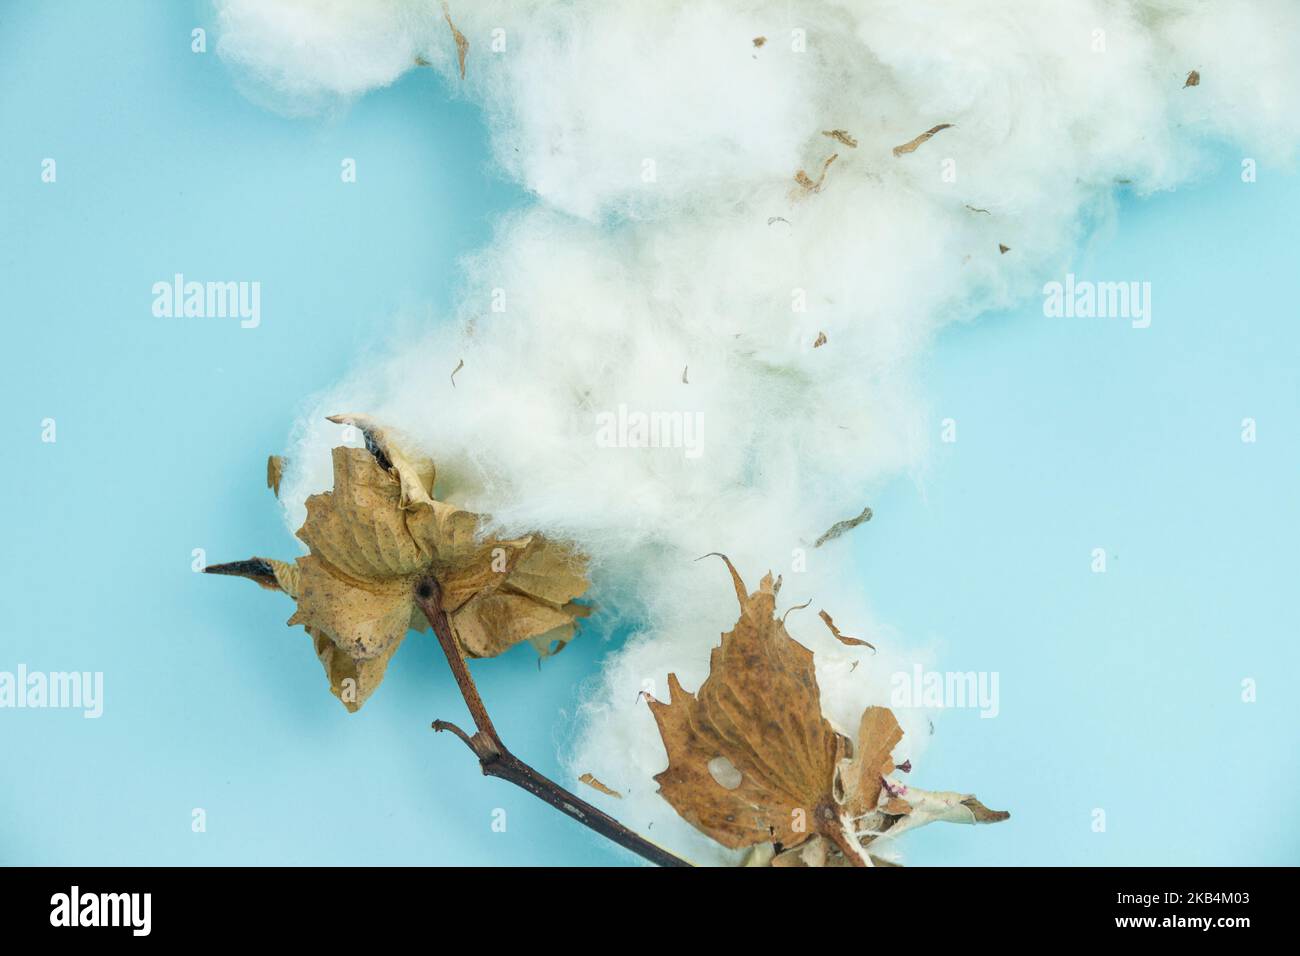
[[413, 575, 692, 868]]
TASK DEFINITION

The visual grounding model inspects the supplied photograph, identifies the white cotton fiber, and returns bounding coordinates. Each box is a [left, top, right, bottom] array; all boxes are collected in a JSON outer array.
[[217, 0, 1300, 864]]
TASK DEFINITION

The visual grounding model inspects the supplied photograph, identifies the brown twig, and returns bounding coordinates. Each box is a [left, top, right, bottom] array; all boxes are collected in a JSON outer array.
[[413, 575, 692, 868]]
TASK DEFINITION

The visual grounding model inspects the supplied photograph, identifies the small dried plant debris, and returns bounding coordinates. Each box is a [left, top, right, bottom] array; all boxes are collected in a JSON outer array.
[[266, 455, 284, 497], [813, 505, 872, 547], [442, 1, 468, 79], [822, 129, 859, 148], [795, 153, 838, 193], [753, 36, 767, 48], [819, 609, 874, 650], [451, 358, 464, 387], [813, 331, 828, 348], [579, 773, 623, 798], [892, 123, 953, 156], [648, 557, 1007, 866], [998, 243, 1011, 254], [1184, 70, 1200, 88]]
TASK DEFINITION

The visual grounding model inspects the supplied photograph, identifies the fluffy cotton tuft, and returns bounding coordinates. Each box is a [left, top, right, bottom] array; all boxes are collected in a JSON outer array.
[[217, 0, 1300, 863]]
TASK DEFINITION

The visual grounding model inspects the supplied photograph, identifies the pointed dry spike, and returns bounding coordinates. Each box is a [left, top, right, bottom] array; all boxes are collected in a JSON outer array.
[[204, 558, 284, 592], [813, 505, 873, 548], [961, 797, 1011, 823], [266, 455, 284, 497], [696, 552, 748, 607], [579, 773, 623, 799], [326, 413, 393, 470], [892, 123, 953, 157]]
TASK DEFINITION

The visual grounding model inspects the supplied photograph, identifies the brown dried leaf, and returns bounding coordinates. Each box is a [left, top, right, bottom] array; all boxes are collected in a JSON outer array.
[[442, 1, 468, 80], [813, 331, 828, 348], [813, 505, 872, 547], [267, 455, 284, 497], [998, 243, 1011, 254], [579, 773, 623, 798], [1184, 69, 1200, 88], [822, 129, 858, 148], [892, 123, 953, 156], [752, 36, 767, 48], [648, 557, 845, 852], [818, 609, 875, 650]]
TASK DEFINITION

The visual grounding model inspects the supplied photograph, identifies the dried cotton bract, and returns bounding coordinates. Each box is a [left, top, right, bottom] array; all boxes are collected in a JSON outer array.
[[207, 416, 589, 711]]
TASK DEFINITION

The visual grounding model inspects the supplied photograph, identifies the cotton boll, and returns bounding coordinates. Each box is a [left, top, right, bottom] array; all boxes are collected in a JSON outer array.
[[228, 0, 1300, 864]]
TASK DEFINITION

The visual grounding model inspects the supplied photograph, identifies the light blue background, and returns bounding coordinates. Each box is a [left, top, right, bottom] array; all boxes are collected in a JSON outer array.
[[1, 1, 1295, 866]]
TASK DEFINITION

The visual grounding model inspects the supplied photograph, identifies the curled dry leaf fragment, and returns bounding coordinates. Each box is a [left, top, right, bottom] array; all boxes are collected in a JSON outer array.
[[813, 504, 872, 547], [819, 609, 875, 650], [813, 331, 828, 348], [1184, 69, 1200, 87], [649, 558, 1007, 866], [579, 773, 623, 798], [752, 36, 767, 48], [794, 153, 838, 194], [822, 129, 858, 148], [206, 415, 590, 712], [266, 455, 284, 497], [441, 1, 468, 80], [892, 123, 953, 156]]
